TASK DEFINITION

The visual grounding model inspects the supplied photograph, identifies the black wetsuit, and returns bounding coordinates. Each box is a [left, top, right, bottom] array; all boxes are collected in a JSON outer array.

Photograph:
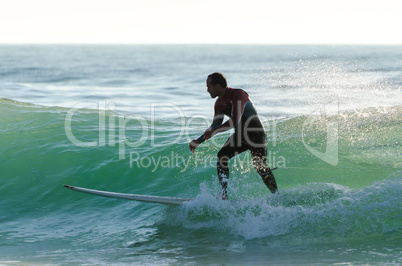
[[197, 87, 278, 195]]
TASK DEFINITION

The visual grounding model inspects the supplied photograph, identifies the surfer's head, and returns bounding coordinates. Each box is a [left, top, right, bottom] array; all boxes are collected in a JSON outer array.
[[207, 72, 227, 98]]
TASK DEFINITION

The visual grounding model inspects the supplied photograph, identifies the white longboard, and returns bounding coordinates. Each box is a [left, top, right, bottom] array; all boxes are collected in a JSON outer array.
[[63, 185, 193, 205]]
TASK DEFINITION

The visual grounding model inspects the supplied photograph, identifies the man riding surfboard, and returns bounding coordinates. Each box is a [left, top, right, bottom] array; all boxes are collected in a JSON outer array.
[[189, 72, 278, 199]]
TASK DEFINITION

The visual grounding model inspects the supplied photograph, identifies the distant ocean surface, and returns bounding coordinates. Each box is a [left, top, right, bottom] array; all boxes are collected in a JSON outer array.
[[0, 45, 401, 265]]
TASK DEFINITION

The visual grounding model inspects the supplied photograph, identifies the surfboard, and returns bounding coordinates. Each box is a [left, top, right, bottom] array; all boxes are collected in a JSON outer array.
[[63, 185, 193, 205]]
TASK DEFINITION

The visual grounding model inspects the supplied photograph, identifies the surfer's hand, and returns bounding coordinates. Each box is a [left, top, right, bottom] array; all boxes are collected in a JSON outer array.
[[189, 140, 200, 153]]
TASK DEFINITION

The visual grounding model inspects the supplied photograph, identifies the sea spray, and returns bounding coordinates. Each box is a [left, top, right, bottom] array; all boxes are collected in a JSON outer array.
[[166, 177, 401, 241]]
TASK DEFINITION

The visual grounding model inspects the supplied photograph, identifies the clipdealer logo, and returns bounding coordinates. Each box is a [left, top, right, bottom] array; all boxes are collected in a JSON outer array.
[[64, 99, 340, 170]]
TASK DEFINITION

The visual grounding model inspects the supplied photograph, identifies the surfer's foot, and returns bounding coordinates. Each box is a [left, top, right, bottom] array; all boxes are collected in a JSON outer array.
[[216, 191, 228, 200], [262, 170, 278, 194]]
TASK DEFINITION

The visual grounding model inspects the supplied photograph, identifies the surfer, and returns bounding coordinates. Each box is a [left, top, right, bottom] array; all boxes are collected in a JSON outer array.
[[189, 72, 278, 199]]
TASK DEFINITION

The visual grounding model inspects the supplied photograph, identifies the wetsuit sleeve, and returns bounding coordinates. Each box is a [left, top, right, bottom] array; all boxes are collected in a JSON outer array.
[[210, 111, 225, 129], [195, 104, 225, 144], [196, 134, 205, 143], [212, 91, 249, 134]]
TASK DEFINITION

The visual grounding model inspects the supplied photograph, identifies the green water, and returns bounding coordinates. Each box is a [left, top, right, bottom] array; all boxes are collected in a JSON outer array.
[[0, 99, 401, 265]]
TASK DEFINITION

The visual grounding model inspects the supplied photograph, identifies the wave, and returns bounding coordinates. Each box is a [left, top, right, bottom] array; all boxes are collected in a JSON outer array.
[[0, 98, 401, 241]]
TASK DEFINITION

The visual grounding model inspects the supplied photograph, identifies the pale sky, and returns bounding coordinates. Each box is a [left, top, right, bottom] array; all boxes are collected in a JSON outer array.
[[0, 0, 401, 44]]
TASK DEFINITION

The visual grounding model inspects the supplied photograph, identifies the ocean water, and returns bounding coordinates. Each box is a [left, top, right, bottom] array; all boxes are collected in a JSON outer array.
[[0, 45, 401, 265]]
